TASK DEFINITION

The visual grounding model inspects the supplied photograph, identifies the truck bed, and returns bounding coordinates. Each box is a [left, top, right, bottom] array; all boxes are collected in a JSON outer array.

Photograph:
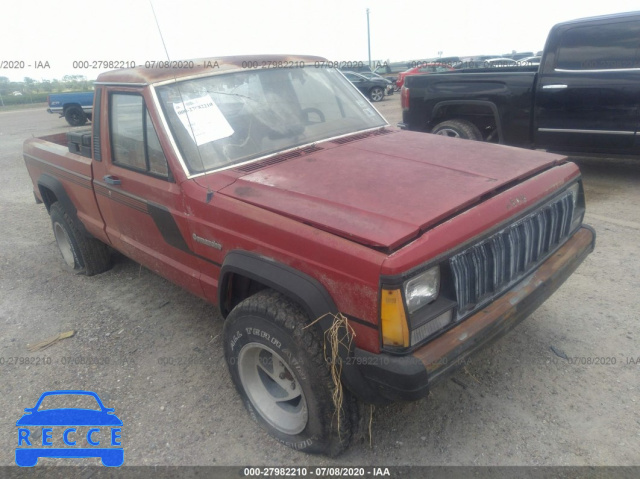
[[23, 133, 106, 243]]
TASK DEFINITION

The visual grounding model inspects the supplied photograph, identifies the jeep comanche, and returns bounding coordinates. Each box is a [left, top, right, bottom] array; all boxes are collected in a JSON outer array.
[[23, 55, 595, 455]]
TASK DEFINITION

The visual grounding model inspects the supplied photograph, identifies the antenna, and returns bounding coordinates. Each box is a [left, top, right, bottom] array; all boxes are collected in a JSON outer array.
[[149, 1, 171, 61], [148, 0, 207, 174]]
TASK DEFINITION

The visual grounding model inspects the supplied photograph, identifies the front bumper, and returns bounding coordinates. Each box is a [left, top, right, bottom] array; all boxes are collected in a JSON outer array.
[[350, 225, 595, 404]]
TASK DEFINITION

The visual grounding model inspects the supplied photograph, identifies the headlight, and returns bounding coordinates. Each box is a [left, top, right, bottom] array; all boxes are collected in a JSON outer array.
[[404, 266, 440, 314], [567, 182, 584, 232]]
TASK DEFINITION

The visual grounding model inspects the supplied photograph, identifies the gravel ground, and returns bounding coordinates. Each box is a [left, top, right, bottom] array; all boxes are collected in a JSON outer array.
[[0, 97, 639, 469]]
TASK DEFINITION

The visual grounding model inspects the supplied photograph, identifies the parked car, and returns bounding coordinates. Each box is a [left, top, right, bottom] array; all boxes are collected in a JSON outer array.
[[399, 11, 640, 158], [504, 52, 535, 60], [341, 71, 387, 101], [348, 71, 394, 95], [517, 56, 541, 66], [24, 55, 594, 456], [395, 63, 455, 89], [483, 57, 518, 67], [375, 61, 415, 75], [47, 92, 94, 126]]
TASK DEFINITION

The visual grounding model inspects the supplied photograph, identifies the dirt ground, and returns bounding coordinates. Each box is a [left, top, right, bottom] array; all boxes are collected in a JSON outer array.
[[0, 96, 639, 469]]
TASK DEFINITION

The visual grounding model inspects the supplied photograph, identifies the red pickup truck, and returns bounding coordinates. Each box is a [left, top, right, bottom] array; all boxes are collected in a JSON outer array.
[[23, 55, 595, 456]]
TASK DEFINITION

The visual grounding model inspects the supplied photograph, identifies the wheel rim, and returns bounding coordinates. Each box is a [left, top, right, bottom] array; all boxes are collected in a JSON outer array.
[[238, 342, 308, 435], [371, 88, 383, 101], [53, 222, 76, 268], [434, 128, 461, 138]]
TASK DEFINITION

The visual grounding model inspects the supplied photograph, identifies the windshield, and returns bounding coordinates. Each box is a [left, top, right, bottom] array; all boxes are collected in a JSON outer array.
[[156, 68, 387, 174], [37, 394, 101, 411]]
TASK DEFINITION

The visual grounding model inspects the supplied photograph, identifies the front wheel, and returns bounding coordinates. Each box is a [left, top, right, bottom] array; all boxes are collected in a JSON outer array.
[[369, 86, 384, 102], [431, 119, 482, 140], [223, 290, 358, 456]]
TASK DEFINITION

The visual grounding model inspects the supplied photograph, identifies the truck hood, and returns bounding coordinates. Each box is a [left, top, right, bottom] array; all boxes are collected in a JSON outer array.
[[219, 130, 565, 250]]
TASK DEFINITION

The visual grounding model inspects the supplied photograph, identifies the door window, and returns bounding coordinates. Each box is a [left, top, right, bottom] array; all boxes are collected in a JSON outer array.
[[110, 94, 170, 179], [556, 21, 640, 71]]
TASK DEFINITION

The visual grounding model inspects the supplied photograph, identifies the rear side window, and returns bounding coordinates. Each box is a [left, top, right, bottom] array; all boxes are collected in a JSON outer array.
[[110, 93, 170, 178], [555, 20, 640, 71]]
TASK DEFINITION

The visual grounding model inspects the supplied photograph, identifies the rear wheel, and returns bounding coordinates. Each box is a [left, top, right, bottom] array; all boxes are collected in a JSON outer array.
[[431, 119, 482, 140], [64, 105, 87, 126], [49, 202, 112, 276], [223, 290, 358, 456]]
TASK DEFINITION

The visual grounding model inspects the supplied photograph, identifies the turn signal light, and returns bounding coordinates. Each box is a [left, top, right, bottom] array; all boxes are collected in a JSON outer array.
[[380, 289, 409, 348]]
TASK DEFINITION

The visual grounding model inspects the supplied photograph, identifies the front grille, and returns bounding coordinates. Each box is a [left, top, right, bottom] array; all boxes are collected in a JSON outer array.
[[450, 191, 575, 316]]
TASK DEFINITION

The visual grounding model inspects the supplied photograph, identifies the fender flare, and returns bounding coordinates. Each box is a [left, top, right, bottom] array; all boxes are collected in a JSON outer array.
[[219, 250, 382, 403], [219, 250, 338, 324], [432, 99, 503, 143], [37, 173, 88, 236]]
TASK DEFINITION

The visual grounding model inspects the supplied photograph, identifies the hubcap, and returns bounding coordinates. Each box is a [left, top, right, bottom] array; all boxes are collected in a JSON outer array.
[[371, 89, 383, 101], [238, 343, 308, 435], [53, 222, 76, 268], [435, 128, 461, 138]]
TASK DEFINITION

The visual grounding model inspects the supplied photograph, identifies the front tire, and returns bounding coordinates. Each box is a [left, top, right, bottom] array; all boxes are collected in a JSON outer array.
[[431, 119, 482, 140], [49, 202, 112, 276], [223, 290, 358, 456], [369, 86, 384, 102], [64, 105, 87, 126]]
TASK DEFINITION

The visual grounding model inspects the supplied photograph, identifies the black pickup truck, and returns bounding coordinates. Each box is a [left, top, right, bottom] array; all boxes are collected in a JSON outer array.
[[399, 11, 640, 157]]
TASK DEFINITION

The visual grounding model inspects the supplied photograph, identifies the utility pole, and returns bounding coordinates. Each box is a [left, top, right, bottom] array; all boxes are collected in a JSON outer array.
[[367, 8, 371, 69]]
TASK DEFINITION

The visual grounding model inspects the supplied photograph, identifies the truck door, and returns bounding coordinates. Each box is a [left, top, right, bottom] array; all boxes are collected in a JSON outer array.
[[91, 87, 205, 296], [535, 18, 640, 154]]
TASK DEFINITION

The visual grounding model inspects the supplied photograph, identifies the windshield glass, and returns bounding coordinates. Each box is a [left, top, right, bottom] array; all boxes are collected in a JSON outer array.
[[37, 394, 101, 411], [156, 68, 387, 174]]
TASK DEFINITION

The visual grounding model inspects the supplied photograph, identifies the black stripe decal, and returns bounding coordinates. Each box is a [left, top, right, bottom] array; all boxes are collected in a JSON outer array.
[[93, 183, 221, 266], [147, 205, 223, 265], [147, 203, 193, 254], [94, 183, 148, 214]]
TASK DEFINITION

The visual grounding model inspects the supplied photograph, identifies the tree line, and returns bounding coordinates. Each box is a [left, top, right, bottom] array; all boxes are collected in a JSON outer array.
[[0, 75, 93, 105]]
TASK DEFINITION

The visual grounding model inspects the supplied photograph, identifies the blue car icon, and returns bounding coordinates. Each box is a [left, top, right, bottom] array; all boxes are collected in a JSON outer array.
[[16, 390, 123, 467]]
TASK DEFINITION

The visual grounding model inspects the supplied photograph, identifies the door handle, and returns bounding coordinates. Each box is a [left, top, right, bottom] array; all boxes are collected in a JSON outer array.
[[542, 84, 568, 90], [103, 175, 122, 186]]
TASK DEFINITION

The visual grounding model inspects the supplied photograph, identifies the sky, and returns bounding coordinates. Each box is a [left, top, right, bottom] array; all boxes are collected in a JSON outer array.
[[1, 0, 638, 82]]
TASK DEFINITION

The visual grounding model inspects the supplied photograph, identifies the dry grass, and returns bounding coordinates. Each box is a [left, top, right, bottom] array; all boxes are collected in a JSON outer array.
[[306, 312, 356, 438], [27, 330, 75, 352]]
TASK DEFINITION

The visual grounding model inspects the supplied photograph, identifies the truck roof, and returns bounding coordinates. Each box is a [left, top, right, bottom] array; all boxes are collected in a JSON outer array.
[[95, 55, 327, 85], [554, 10, 640, 28]]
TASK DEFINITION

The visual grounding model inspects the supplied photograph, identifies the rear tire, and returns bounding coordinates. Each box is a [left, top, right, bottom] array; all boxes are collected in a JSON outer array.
[[49, 202, 112, 276], [223, 290, 358, 456], [431, 119, 482, 140], [64, 105, 87, 126]]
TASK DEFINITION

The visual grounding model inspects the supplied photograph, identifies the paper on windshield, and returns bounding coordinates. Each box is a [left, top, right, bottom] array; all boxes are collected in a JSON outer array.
[[173, 96, 234, 146]]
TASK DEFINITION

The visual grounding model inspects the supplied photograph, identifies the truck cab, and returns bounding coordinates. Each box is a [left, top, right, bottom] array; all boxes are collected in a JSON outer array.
[[535, 12, 640, 155]]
